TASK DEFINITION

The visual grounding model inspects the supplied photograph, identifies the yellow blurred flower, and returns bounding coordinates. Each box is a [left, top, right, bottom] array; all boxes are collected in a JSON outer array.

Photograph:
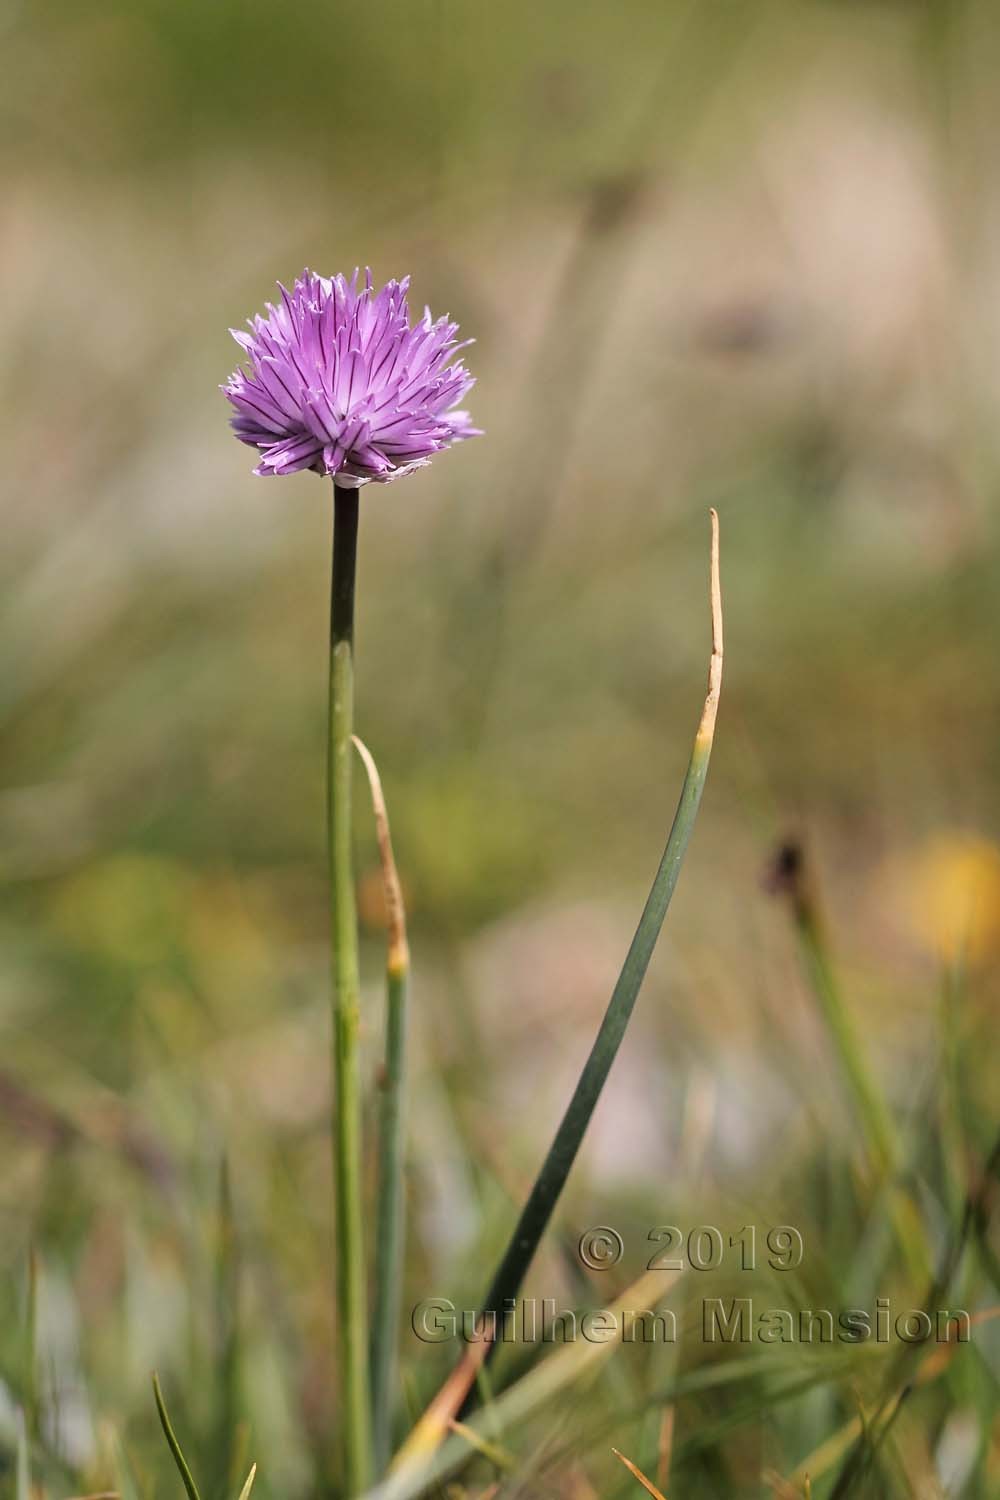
[[906, 832, 1000, 965]]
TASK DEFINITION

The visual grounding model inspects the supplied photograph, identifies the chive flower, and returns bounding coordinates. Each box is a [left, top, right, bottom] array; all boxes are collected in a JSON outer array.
[[224, 269, 480, 485]]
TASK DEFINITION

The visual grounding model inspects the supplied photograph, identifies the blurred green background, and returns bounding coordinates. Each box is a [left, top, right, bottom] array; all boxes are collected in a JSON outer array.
[[3, 1, 1000, 1496]]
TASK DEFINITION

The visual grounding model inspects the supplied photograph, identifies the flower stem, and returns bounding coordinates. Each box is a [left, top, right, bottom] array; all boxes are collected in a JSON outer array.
[[328, 483, 372, 1496]]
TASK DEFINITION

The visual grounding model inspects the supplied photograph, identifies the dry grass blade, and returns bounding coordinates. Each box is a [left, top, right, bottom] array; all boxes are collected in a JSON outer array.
[[612, 1446, 669, 1500], [389, 1342, 491, 1473]]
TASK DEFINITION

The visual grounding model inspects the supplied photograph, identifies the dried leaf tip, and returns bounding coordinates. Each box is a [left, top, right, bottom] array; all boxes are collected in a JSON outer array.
[[697, 508, 724, 748], [351, 736, 409, 975], [708, 507, 723, 661]]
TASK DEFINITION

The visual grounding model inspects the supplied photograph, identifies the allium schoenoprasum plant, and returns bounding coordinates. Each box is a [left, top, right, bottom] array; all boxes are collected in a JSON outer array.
[[223, 270, 481, 1497]]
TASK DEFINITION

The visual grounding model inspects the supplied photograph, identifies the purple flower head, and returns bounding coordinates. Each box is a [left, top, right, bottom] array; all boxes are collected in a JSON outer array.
[[224, 269, 481, 487]]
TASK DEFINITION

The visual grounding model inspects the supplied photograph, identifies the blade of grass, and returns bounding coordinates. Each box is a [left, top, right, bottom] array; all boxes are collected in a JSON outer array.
[[24, 1248, 38, 1446], [767, 841, 929, 1286], [16, 1409, 30, 1500], [212, 1159, 241, 1500], [152, 1373, 203, 1500], [939, 959, 970, 1223], [446, 1421, 516, 1472], [768, 842, 899, 1175], [235, 1463, 257, 1500], [353, 735, 411, 1479], [611, 1447, 668, 1500], [470, 509, 722, 1362]]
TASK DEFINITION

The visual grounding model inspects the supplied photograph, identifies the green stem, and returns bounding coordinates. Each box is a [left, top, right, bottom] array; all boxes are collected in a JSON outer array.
[[795, 906, 898, 1178], [372, 959, 409, 1474], [152, 1374, 203, 1500], [475, 738, 714, 1327], [24, 1248, 38, 1447], [328, 484, 372, 1495], [351, 735, 411, 1478], [776, 847, 929, 1285], [211, 1159, 239, 1500]]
